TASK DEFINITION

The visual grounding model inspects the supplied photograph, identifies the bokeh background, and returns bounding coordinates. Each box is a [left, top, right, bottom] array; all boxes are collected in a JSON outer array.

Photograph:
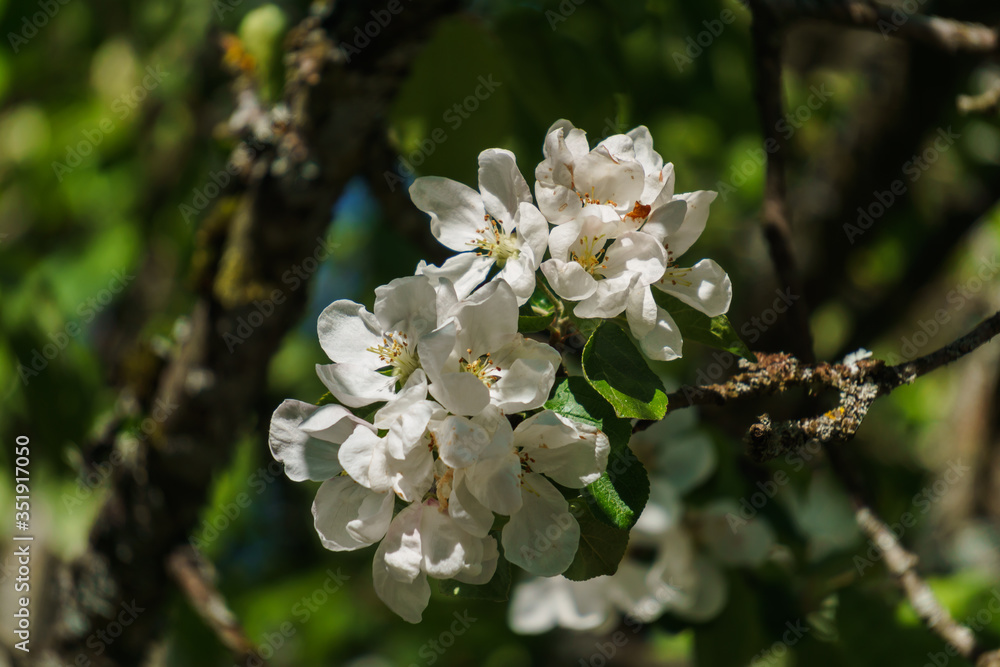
[[2, 0, 1000, 665]]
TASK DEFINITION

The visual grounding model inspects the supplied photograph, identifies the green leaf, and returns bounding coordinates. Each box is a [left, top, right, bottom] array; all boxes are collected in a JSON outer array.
[[562, 499, 629, 581], [545, 378, 650, 530], [544, 376, 619, 428], [583, 424, 650, 530], [517, 286, 556, 333], [652, 291, 757, 362], [581, 322, 668, 420], [434, 544, 511, 602]]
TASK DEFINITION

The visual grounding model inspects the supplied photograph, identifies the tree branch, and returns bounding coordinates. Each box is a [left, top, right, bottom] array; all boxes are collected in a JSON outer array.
[[757, 0, 998, 53], [167, 547, 261, 664], [657, 310, 1000, 460], [38, 3, 459, 664]]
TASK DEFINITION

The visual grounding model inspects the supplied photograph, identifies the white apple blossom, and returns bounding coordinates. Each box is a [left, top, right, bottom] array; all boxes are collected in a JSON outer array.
[[508, 414, 774, 634], [315, 275, 438, 408], [269, 394, 499, 624], [373, 498, 499, 623], [457, 409, 610, 576], [410, 149, 549, 305], [540, 211, 666, 323], [535, 120, 670, 231], [628, 190, 733, 361], [420, 280, 561, 417]]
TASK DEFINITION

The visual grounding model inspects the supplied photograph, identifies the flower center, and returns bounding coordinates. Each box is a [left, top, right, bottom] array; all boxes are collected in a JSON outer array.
[[570, 234, 608, 276], [577, 188, 618, 208], [472, 214, 519, 268], [518, 449, 536, 475], [366, 332, 420, 383], [460, 348, 502, 387], [659, 267, 693, 288]]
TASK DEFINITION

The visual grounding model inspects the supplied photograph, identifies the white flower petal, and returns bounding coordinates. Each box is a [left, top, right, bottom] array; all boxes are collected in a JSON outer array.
[[382, 503, 425, 583], [498, 255, 537, 306], [431, 415, 492, 469], [515, 412, 609, 488], [409, 177, 486, 252], [465, 421, 522, 516], [541, 259, 598, 302], [427, 371, 491, 418], [300, 403, 372, 442], [269, 400, 345, 482], [637, 306, 683, 361], [574, 149, 644, 208], [478, 148, 531, 224], [317, 300, 382, 364], [626, 285, 658, 340], [419, 502, 485, 579], [502, 474, 580, 576], [373, 275, 438, 336], [338, 426, 383, 489], [454, 280, 518, 357], [312, 477, 392, 551], [654, 258, 732, 318], [373, 539, 431, 624], [665, 190, 717, 259], [417, 253, 494, 302], [315, 362, 396, 408], [534, 182, 582, 224], [448, 473, 496, 538], [508, 576, 610, 634], [453, 535, 499, 584], [515, 201, 550, 266], [574, 273, 637, 320], [490, 338, 561, 413], [603, 231, 667, 285]]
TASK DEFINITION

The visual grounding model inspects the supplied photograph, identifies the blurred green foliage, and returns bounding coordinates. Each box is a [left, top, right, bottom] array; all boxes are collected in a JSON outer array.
[[2, 0, 1000, 665]]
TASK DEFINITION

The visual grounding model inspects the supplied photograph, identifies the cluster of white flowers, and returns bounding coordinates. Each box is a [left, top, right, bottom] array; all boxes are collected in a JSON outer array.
[[508, 415, 775, 634], [413, 120, 732, 361], [269, 120, 734, 623]]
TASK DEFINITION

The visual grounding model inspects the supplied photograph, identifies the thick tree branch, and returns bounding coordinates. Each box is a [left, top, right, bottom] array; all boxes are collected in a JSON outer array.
[[758, 0, 998, 53], [658, 311, 1000, 459], [36, 3, 458, 665]]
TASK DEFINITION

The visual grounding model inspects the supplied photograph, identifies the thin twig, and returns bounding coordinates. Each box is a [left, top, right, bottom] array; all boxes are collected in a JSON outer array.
[[168, 546, 261, 664]]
